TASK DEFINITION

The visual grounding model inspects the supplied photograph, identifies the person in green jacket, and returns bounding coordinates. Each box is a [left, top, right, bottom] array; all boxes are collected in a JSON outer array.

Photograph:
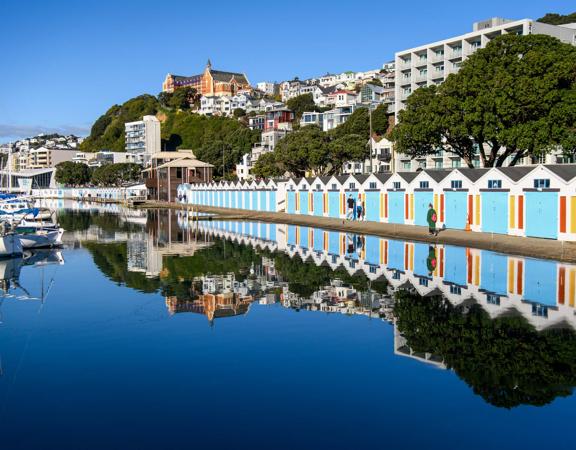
[[427, 203, 438, 236], [426, 245, 437, 276]]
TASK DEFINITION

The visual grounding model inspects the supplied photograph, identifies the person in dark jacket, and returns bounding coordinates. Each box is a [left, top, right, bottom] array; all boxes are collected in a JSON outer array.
[[427, 203, 438, 236], [426, 245, 437, 276]]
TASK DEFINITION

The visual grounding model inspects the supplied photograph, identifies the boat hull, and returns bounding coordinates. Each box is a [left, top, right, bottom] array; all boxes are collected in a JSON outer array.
[[18, 228, 64, 249], [0, 233, 23, 257]]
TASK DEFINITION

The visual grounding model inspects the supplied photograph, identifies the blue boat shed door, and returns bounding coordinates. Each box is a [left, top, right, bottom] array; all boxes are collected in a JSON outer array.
[[482, 191, 508, 234], [445, 191, 467, 230], [525, 191, 558, 239], [388, 191, 404, 224], [414, 191, 433, 227]]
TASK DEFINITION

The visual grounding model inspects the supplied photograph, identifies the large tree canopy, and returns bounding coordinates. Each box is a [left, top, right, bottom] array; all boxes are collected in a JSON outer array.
[[55, 161, 91, 186], [390, 34, 576, 167]]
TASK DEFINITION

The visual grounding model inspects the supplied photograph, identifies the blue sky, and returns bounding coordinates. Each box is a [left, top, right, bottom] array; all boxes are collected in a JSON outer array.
[[0, 0, 573, 142]]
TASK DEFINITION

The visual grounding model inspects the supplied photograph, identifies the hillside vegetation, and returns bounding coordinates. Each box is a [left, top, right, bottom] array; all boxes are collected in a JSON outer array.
[[80, 94, 260, 177], [537, 12, 576, 25]]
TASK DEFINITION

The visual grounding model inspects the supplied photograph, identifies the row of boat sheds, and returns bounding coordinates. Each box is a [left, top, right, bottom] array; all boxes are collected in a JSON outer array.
[[178, 164, 576, 241]]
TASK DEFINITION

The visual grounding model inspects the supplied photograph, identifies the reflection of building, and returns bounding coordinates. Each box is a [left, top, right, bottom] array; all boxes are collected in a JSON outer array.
[[166, 292, 254, 323], [126, 209, 214, 278]]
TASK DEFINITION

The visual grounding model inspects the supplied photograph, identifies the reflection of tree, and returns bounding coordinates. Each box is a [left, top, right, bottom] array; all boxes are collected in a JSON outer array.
[[57, 210, 92, 231], [394, 291, 576, 408], [84, 242, 160, 293], [84, 239, 261, 296], [58, 210, 142, 233], [273, 253, 386, 297]]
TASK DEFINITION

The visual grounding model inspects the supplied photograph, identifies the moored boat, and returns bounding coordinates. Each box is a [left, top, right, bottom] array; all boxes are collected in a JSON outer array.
[[0, 232, 23, 257], [16, 227, 64, 249]]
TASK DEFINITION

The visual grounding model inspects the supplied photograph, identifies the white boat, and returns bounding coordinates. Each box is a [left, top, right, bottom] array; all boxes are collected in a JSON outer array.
[[0, 233, 23, 257], [17, 228, 64, 249], [0, 198, 53, 222]]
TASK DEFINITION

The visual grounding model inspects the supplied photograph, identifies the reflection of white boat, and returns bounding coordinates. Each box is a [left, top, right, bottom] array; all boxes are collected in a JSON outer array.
[[17, 228, 64, 249], [0, 233, 23, 257], [0, 250, 64, 297]]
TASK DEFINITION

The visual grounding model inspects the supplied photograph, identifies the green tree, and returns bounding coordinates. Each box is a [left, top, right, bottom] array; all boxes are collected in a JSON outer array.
[[273, 125, 330, 177], [390, 34, 576, 167], [389, 85, 477, 166], [158, 91, 173, 108], [327, 134, 368, 174], [168, 87, 199, 110], [91, 163, 142, 186], [330, 107, 370, 138], [286, 93, 318, 119], [55, 161, 91, 186], [251, 152, 283, 179], [537, 12, 576, 25], [233, 108, 246, 118]]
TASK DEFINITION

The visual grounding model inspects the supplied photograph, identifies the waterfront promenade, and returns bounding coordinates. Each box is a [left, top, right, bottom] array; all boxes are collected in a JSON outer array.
[[142, 201, 576, 263]]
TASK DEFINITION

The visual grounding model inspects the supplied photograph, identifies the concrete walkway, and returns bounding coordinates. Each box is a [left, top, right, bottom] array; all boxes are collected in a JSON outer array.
[[142, 201, 576, 263]]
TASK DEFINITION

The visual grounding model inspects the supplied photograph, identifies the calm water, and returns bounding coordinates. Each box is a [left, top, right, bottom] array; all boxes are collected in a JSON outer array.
[[1, 200, 575, 449]]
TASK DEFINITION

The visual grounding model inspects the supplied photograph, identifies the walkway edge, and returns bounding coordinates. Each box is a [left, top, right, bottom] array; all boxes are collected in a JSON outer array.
[[142, 201, 576, 263]]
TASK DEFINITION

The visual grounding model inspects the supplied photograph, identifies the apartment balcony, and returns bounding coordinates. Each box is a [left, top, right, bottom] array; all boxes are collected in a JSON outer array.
[[414, 73, 428, 83], [378, 153, 391, 162], [398, 59, 412, 70], [429, 53, 445, 63]]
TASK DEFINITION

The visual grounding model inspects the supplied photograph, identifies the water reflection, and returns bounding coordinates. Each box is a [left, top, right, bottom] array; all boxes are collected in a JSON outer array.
[[44, 201, 576, 409]]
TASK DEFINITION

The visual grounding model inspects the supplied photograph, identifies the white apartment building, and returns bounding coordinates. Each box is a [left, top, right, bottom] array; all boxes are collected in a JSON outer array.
[[124, 115, 161, 165], [256, 82, 277, 96], [394, 17, 576, 171]]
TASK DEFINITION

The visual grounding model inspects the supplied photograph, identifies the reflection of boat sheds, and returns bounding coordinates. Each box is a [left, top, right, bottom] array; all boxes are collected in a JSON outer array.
[[165, 293, 255, 323], [195, 220, 576, 331]]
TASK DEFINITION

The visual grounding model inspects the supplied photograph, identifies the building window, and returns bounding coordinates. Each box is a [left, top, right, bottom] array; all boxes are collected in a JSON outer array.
[[392, 270, 401, 280], [532, 304, 548, 318], [451, 180, 462, 189], [488, 179, 502, 189], [435, 161, 443, 169], [402, 161, 411, 170], [369, 266, 377, 274], [349, 183, 356, 189], [487, 294, 500, 305], [451, 159, 461, 168], [534, 179, 550, 189], [369, 182, 377, 189], [331, 184, 337, 190], [420, 181, 429, 189], [316, 184, 321, 190], [449, 285, 461, 295], [419, 277, 429, 287], [393, 181, 401, 189]]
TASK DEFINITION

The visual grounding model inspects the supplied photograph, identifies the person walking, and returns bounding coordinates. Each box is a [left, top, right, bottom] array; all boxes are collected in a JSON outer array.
[[427, 203, 438, 236], [426, 245, 437, 276], [347, 194, 355, 220], [356, 202, 363, 221]]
